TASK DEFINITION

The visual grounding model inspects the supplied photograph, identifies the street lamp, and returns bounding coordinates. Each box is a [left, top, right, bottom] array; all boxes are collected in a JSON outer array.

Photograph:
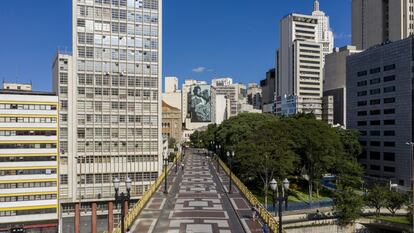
[[406, 142, 414, 231], [216, 145, 221, 173], [269, 178, 290, 233], [163, 152, 169, 194], [227, 151, 235, 194], [113, 177, 131, 233]]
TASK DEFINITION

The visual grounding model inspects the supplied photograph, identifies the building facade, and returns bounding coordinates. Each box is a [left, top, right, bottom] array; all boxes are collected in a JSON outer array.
[[0, 84, 59, 232], [324, 46, 361, 126], [260, 68, 276, 113], [312, 0, 334, 61], [53, 0, 162, 232], [164, 76, 178, 93], [247, 83, 262, 110], [161, 101, 182, 143], [352, 0, 414, 50], [347, 37, 413, 187], [278, 13, 324, 119], [162, 76, 181, 111], [181, 80, 207, 124]]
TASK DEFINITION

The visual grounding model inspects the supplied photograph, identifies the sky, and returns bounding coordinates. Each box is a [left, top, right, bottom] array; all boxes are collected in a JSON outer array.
[[0, 0, 351, 92]]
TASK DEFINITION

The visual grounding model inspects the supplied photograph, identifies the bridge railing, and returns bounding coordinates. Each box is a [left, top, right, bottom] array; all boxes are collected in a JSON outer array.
[[107, 152, 182, 233], [217, 157, 283, 233]]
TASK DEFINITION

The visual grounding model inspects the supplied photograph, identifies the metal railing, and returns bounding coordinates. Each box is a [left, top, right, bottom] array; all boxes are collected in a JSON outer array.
[[217, 157, 284, 233], [105, 153, 182, 233]]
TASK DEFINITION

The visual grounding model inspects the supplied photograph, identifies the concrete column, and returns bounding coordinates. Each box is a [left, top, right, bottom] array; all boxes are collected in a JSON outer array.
[[108, 201, 114, 232], [91, 202, 97, 233], [74, 203, 80, 233]]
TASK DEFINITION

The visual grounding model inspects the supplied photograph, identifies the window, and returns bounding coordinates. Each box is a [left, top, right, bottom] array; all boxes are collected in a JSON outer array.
[[384, 120, 395, 125], [357, 80, 367, 86], [370, 120, 380, 126], [370, 141, 381, 147], [384, 141, 395, 147], [384, 97, 395, 104], [384, 131, 395, 136], [384, 152, 395, 161], [370, 88, 381, 95], [370, 110, 381, 115], [357, 91, 367, 96], [358, 101, 367, 106], [370, 151, 381, 160], [384, 86, 396, 93], [384, 166, 395, 173], [370, 67, 381, 74], [384, 75, 395, 82], [370, 78, 381, 85], [370, 165, 380, 171], [384, 109, 395, 114], [370, 131, 380, 136], [360, 131, 367, 136], [383, 64, 396, 71], [357, 70, 367, 77], [358, 111, 367, 116], [370, 99, 380, 105], [358, 121, 367, 126]]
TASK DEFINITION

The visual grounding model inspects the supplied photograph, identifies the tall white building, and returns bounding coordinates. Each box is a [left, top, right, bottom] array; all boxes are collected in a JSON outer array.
[[164, 76, 178, 93], [0, 83, 59, 232], [312, 0, 334, 60], [278, 13, 324, 118], [53, 0, 162, 232], [352, 0, 414, 50], [162, 77, 181, 110], [211, 78, 245, 117]]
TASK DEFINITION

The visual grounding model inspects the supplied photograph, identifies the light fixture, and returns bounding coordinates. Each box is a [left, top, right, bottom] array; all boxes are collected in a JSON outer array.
[[270, 178, 277, 192]]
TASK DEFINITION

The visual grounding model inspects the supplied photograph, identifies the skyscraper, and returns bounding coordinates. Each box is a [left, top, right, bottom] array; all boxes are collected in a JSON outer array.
[[352, 0, 414, 50], [53, 0, 162, 232], [312, 0, 334, 60]]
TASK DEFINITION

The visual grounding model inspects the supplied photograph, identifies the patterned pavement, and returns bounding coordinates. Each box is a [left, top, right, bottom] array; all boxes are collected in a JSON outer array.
[[130, 150, 263, 233]]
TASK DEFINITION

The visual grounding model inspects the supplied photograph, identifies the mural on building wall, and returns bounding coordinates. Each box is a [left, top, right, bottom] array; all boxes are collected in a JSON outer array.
[[188, 84, 211, 122]]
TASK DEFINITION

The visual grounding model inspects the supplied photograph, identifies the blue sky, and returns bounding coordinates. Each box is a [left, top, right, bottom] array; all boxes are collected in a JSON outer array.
[[0, 0, 351, 91]]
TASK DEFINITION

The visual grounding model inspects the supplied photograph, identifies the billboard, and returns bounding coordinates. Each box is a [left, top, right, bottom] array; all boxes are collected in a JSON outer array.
[[188, 84, 211, 122]]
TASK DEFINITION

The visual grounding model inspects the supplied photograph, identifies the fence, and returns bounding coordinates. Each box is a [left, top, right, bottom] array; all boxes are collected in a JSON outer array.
[[217, 157, 284, 233]]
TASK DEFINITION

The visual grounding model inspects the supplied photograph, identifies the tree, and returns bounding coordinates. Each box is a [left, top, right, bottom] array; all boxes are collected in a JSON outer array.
[[333, 188, 364, 226], [365, 185, 388, 216], [235, 120, 297, 207], [168, 137, 177, 149], [386, 190, 407, 216]]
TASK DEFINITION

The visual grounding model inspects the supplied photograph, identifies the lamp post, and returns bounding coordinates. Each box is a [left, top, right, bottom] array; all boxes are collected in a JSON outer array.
[[113, 177, 131, 233], [216, 145, 221, 173], [227, 151, 235, 194], [269, 178, 290, 233], [163, 152, 169, 194], [406, 142, 414, 231]]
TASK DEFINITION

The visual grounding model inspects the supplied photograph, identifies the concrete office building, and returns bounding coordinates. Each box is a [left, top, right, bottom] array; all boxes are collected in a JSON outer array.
[[211, 78, 245, 117], [352, 0, 414, 50], [247, 83, 262, 110], [324, 46, 361, 126], [53, 0, 162, 232], [260, 69, 276, 113], [164, 76, 178, 93], [279, 12, 324, 119], [0, 83, 59, 232], [347, 37, 414, 187]]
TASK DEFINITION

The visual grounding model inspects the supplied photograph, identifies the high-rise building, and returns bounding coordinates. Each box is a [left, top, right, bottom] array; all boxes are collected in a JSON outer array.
[[211, 78, 245, 117], [162, 77, 181, 111], [312, 0, 334, 61], [181, 80, 207, 124], [0, 83, 59, 232], [53, 0, 162, 232], [347, 37, 413, 188], [352, 0, 414, 50], [278, 13, 324, 118], [324, 46, 361, 126], [247, 83, 262, 110], [260, 68, 276, 113]]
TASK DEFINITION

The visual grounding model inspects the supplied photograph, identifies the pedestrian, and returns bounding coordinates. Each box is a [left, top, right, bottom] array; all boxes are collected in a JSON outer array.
[[251, 206, 256, 221], [181, 163, 185, 171], [126, 228, 131, 233], [262, 224, 270, 233]]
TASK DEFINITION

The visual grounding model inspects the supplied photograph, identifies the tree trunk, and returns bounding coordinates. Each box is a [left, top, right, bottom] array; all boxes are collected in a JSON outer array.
[[309, 180, 313, 204], [264, 185, 268, 208], [316, 182, 320, 198]]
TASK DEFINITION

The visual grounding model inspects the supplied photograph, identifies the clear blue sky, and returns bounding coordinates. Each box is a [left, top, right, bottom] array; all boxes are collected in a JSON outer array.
[[0, 0, 351, 91]]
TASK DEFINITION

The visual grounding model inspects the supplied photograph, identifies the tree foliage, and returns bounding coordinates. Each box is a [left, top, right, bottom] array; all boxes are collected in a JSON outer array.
[[385, 190, 407, 216], [365, 185, 389, 216], [333, 188, 364, 226]]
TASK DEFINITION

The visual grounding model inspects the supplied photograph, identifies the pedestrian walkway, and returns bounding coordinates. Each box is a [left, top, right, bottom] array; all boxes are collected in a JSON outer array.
[[129, 150, 263, 233]]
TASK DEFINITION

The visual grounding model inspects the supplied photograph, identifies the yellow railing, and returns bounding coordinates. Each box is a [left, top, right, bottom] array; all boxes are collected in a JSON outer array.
[[217, 157, 283, 233], [108, 152, 182, 233]]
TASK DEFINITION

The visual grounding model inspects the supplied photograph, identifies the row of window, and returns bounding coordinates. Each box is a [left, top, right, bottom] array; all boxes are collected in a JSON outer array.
[[0, 194, 57, 203], [0, 143, 57, 149], [77, 19, 158, 37], [74, 154, 157, 164], [77, 60, 158, 75], [357, 108, 395, 116], [78, 33, 157, 50], [78, 6, 158, 23], [0, 130, 57, 137], [0, 104, 57, 111], [360, 130, 395, 136], [66, 127, 156, 138], [77, 89, 158, 101], [78, 47, 158, 62], [77, 171, 158, 184], [0, 181, 57, 190], [0, 117, 57, 123], [356, 86, 396, 96], [359, 141, 395, 147], [357, 120, 395, 126], [0, 208, 56, 217], [77, 141, 158, 152], [357, 64, 396, 77], [364, 164, 395, 173], [357, 75, 395, 87], [0, 156, 57, 163], [80, 0, 158, 10], [362, 151, 396, 162], [0, 169, 57, 176]]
